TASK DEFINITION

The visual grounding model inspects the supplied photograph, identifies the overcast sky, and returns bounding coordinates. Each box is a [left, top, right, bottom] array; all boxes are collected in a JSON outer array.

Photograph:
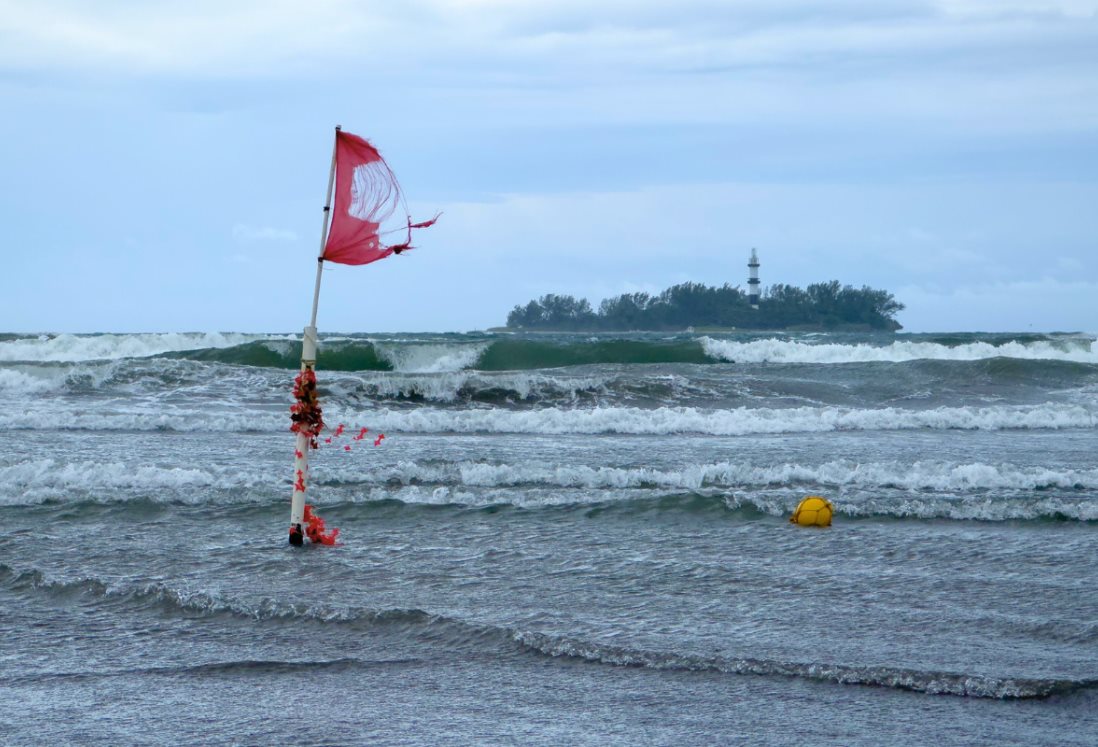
[[2, 0, 1096, 333]]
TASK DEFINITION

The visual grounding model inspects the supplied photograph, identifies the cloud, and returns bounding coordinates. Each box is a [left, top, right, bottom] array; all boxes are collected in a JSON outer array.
[[4, 1, 1095, 81], [1, 1, 1095, 333], [0, 0, 393, 76], [2, 0, 1092, 150], [4, 1, 1096, 136]]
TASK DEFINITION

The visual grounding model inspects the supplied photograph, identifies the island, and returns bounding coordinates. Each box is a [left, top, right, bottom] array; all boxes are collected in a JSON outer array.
[[505, 281, 904, 332]]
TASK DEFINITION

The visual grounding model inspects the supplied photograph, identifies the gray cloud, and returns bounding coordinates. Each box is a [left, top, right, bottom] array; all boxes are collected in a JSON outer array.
[[1, 0, 1095, 332]]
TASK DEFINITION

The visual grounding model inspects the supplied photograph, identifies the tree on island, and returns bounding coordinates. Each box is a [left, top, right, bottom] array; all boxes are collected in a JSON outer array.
[[506, 281, 904, 331]]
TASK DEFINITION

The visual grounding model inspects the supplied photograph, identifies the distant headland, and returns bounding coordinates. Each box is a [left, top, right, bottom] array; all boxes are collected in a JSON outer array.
[[504, 280, 905, 332]]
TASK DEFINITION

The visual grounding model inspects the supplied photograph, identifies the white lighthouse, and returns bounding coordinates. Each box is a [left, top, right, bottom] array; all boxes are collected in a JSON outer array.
[[748, 248, 760, 309]]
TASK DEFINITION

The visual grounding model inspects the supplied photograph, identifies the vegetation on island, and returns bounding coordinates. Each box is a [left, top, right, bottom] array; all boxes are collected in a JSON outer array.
[[506, 281, 904, 332]]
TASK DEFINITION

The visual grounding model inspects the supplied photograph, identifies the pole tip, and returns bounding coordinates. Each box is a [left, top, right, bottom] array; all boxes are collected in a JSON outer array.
[[335, 124, 342, 131]]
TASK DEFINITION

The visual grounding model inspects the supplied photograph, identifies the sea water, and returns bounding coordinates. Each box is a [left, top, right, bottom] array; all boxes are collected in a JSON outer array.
[[2, 330, 1096, 745]]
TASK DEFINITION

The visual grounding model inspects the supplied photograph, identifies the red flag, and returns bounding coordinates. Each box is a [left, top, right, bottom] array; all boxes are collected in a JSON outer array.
[[322, 131, 402, 266], [322, 130, 437, 265]]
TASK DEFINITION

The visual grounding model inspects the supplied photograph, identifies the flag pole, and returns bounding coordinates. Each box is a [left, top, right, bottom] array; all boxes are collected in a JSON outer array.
[[289, 124, 341, 546]]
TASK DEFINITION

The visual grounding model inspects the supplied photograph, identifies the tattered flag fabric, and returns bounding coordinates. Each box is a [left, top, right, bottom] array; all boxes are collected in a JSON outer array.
[[322, 131, 398, 265], [322, 130, 438, 265]]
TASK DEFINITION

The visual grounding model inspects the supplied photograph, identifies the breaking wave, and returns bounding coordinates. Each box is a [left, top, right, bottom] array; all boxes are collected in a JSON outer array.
[[308, 458, 1098, 495], [164, 338, 712, 371], [0, 368, 63, 394], [3, 401, 1096, 435], [373, 341, 490, 373], [12, 455, 1094, 493], [362, 403, 1098, 435], [0, 332, 274, 363], [327, 487, 1098, 523], [0, 459, 269, 502], [7, 457, 1097, 520], [0, 357, 678, 405], [5, 332, 1096, 373], [700, 336, 1098, 364]]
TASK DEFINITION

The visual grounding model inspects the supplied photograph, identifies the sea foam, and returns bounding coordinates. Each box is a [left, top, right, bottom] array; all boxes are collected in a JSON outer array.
[[357, 458, 1098, 492], [701, 336, 1098, 364], [356, 402, 1098, 436], [0, 332, 279, 363], [3, 402, 1095, 435], [372, 342, 491, 373]]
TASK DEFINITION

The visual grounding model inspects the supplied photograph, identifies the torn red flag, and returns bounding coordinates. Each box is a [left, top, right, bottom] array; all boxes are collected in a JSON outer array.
[[322, 130, 437, 266]]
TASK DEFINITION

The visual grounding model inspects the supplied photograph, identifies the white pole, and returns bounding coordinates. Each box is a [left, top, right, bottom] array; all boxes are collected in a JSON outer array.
[[290, 125, 341, 545]]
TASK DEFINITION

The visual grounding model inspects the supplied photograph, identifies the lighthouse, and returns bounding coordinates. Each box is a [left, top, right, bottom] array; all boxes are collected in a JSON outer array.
[[748, 248, 760, 309]]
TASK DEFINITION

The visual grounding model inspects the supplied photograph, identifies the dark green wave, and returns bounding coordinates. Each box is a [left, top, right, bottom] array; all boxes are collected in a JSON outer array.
[[157, 337, 1098, 375], [911, 357, 1098, 387], [161, 338, 714, 371], [916, 333, 1073, 347], [475, 339, 711, 370], [164, 341, 394, 371]]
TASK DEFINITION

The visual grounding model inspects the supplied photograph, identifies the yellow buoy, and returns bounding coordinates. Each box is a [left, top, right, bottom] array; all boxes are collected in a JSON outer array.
[[790, 496, 833, 527]]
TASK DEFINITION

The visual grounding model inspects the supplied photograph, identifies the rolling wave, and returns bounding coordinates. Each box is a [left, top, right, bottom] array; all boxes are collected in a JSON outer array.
[[512, 630, 1095, 700], [1, 458, 268, 497], [701, 336, 1098, 364], [8, 454, 1097, 520], [3, 401, 1095, 435], [373, 341, 490, 373], [0, 355, 701, 405], [0, 564, 437, 627], [7, 332, 1093, 371], [0, 332, 276, 363], [329, 370, 643, 405], [364, 402, 1098, 435], [174, 339, 392, 371], [476, 338, 712, 369], [165, 338, 712, 371], [7, 357, 1095, 416], [4, 564, 1091, 700], [381, 458, 1098, 493]]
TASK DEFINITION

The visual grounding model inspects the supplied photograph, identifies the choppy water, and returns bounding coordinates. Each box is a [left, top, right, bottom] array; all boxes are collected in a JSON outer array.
[[3, 330, 1097, 745]]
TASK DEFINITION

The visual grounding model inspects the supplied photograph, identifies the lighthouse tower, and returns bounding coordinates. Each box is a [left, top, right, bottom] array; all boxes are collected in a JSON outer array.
[[748, 248, 761, 309]]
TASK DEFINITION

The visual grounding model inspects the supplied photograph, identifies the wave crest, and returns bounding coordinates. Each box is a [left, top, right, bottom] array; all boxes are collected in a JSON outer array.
[[701, 336, 1098, 364], [0, 332, 273, 363], [513, 631, 1094, 699]]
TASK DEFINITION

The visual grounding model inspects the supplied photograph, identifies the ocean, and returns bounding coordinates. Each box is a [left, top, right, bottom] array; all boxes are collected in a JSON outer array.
[[2, 330, 1097, 746]]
